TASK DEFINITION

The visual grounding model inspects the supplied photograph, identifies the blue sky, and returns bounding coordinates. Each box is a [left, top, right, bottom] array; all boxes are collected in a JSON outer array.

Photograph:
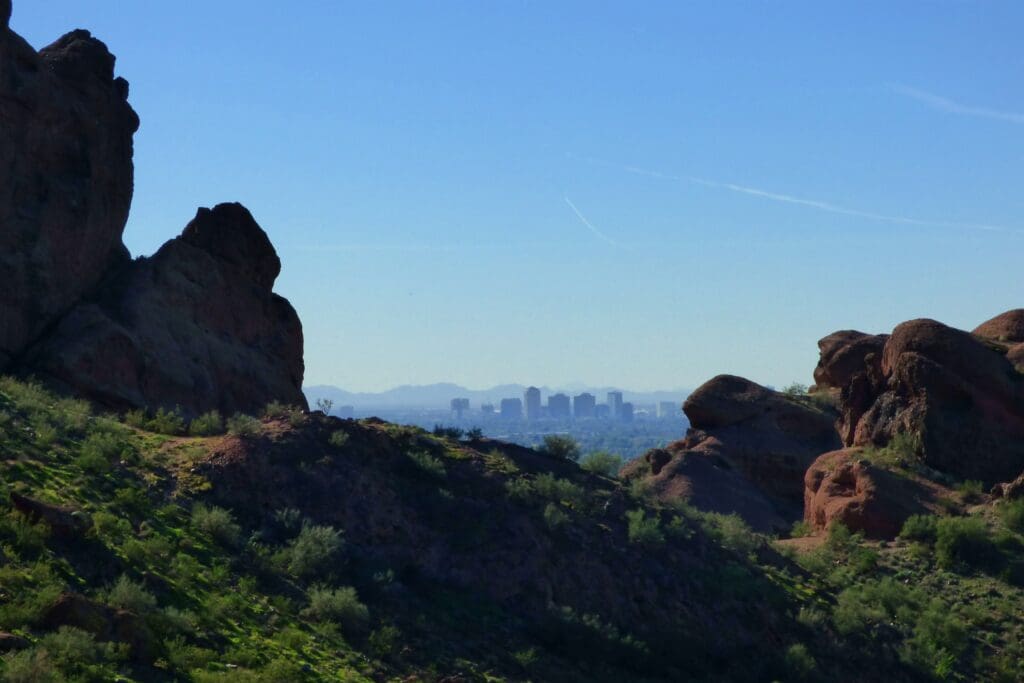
[[12, 2, 1024, 392]]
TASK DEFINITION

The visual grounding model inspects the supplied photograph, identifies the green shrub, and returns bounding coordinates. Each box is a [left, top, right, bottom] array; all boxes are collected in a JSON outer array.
[[625, 509, 664, 546], [579, 451, 623, 477], [407, 450, 446, 478], [124, 409, 148, 429], [784, 643, 817, 679], [955, 479, 985, 503], [226, 413, 261, 437], [935, 516, 995, 570], [328, 430, 349, 448], [543, 502, 569, 531], [901, 514, 939, 544], [705, 513, 759, 555], [531, 473, 585, 508], [833, 577, 922, 635], [303, 585, 369, 634], [781, 382, 809, 396], [432, 424, 464, 439], [283, 525, 343, 579], [191, 503, 241, 546], [901, 600, 969, 677], [106, 575, 157, 613], [540, 434, 581, 461], [790, 520, 813, 538], [999, 499, 1024, 534], [147, 407, 186, 435], [189, 410, 224, 436], [75, 432, 131, 474], [263, 402, 305, 426], [1, 648, 58, 683]]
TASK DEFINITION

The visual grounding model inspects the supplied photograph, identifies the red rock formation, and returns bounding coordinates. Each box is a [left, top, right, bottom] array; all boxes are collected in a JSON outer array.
[[622, 375, 841, 532], [0, 21, 138, 368], [803, 448, 936, 539], [25, 204, 307, 416], [974, 309, 1024, 344], [815, 315, 1024, 485]]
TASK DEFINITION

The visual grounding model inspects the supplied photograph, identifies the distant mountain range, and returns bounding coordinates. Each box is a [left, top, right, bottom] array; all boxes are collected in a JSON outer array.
[[304, 383, 691, 410]]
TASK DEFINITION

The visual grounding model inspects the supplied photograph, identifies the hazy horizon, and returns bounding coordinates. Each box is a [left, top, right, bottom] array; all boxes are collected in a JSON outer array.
[[13, 2, 1023, 393]]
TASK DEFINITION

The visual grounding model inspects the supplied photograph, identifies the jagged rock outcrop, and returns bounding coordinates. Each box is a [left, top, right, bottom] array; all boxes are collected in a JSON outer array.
[[815, 315, 1024, 485], [0, 20, 138, 368], [803, 448, 937, 539], [0, 7, 306, 416], [24, 204, 307, 416], [992, 471, 1024, 501], [622, 375, 841, 531]]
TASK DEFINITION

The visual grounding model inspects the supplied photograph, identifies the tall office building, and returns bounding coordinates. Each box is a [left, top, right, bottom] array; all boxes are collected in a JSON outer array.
[[573, 392, 596, 419], [500, 398, 523, 420], [657, 401, 679, 419], [620, 402, 634, 422], [524, 386, 541, 421], [607, 391, 624, 419], [450, 398, 470, 419], [548, 393, 571, 419]]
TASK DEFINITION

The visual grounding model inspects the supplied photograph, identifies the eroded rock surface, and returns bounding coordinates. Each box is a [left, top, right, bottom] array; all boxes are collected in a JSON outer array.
[[24, 204, 307, 416]]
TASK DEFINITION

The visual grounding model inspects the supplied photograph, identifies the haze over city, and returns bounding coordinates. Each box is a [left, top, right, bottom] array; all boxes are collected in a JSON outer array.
[[12, 1, 1023, 393]]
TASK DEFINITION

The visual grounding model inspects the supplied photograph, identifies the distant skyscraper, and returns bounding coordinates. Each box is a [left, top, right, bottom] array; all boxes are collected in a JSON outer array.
[[657, 401, 679, 419], [524, 386, 541, 421], [595, 404, 611, 419], [481, 403, 495, 416], [620, 402, 634, 422], [607, 391, 623, 419], [573, 393, 596, 419], [548, 393, 571, 419], [500, 398, 523, 420], [450, 398, 469, 419]]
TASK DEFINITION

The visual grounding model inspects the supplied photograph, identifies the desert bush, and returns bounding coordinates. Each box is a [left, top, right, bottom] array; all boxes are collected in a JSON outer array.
[[263, 401, 305, 426], [273, 507, 304, 536], [901, 514, 939, 544], [328, 430, 349, 448], [147, 407, 186, 435], [407, 450, 446, 478], [303, 585, 369, 633], [999, 499, 1024, 534], [901, 600, 969, 677], [466, 427, 484, 440], [704, 512, 759, 555], [531, 473, 585, 508], [314, 397, 334, 415], [790, 520, 813, 538], [189, 410, 224, 436], [191, 503, 241, 546], [781, 382, 809, 396], [283, 524, 343, 579], [543, 502, 569, 531], [124, 409, 148, 429], [955, 479, 985, 503], [1, 648, 58, 683], [540, 434, 581, 461], [226, 413, 261, 437], [626, 509, 664, 546], [579, 451, 623, 477], [106, 575, 157, 613], [784, 643, 817, 679], [432, 424, 464, 439], [935, 516, 995, 570], [75, 432, 131, 474], [833, 577, 922, 635]]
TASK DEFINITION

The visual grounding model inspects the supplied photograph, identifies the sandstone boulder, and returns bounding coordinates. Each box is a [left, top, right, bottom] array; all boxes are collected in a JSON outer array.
[[803, 448, 936, 539], [0, 24, 138, 368], [818, 316, 1024, 485], [974, 309, 1024, 344], [24, 204, 306, 417]]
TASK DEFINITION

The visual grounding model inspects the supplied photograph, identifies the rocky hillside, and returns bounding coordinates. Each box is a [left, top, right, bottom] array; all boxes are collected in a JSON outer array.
[[0, 6, 305, 417]]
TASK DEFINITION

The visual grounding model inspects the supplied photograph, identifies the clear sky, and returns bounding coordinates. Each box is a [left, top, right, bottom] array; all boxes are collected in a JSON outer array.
[[11, 2, 1024, 392]]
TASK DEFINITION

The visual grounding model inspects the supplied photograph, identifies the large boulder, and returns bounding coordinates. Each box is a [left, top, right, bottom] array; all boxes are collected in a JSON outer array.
[[803, 449, 936, 539], [818, 316, 1024, 485], [973, 309, 1024, 344], [623, 375, 841, 532], [23, 204, 307, 416], [0, 23, 138, 368]]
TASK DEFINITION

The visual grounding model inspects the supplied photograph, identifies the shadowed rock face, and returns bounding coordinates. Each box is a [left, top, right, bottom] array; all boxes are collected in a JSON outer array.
[[816, 315, 1024, 486], [24, 204, 307, 416], [0, 23, 138, 367], [0, 8, 306, 416], [622, 375, 841, 532], [804, 448, 936, 539]]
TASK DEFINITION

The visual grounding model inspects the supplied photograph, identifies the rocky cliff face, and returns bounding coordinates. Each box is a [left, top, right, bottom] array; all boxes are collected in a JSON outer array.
[[0, 19, 138, 368], [623, 375, 841, 532], [24, 204, 306, 416], [815, 315, 1024, 486], [0, 7, 306, 415]]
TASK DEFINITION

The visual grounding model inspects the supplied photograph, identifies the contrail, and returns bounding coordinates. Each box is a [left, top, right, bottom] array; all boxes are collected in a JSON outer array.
[[564, 196, 620, 246], [577, 155, 1021, 235], [889, 83, 1024, 125]]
